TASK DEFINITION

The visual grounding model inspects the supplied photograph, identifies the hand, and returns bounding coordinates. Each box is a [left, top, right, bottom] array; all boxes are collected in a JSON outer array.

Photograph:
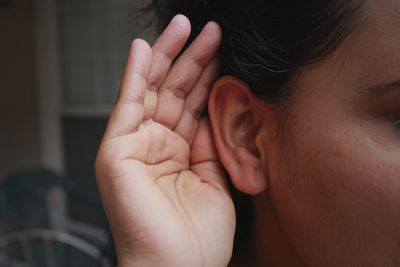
[[95, 15, 235, 267]]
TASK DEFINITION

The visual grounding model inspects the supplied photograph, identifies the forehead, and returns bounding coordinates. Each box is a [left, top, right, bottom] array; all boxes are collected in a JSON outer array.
[[364, 0, 400, 28], [347, 0, 400, 82], [295, 0, 400, 95]]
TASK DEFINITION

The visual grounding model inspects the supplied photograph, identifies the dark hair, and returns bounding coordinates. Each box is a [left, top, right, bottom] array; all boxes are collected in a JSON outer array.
[[150, 0, 363, 101]]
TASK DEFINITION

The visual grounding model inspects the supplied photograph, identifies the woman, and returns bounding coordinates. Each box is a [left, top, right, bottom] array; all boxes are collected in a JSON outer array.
[[95, 0, 400, 266]]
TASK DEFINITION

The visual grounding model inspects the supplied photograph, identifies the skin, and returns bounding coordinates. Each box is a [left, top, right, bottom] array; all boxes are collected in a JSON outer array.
[[263, 1, 400, 265], [95, 0, 400, 266], [96, 15, 235, 267]]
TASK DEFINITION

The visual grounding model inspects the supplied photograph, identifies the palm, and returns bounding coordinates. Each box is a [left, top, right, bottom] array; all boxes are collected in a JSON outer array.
[[96, 16, 235, 267], [111, 119, 234, 266]]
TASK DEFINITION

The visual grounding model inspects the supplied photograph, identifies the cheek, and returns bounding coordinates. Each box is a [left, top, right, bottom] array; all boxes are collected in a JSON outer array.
[[269, 118, 400, 266]]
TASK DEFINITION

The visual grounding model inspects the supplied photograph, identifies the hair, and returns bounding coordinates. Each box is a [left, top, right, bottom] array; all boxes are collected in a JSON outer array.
[[149, 0, 364, 101], [146, 0, 365, 256]]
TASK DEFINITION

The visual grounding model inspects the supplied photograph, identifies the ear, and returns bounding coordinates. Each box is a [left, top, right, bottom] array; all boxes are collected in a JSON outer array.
[[208, 76, 270, 195]]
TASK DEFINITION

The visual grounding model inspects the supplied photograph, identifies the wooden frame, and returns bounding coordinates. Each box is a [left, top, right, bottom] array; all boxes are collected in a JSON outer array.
[[33, 0, 64, 172]]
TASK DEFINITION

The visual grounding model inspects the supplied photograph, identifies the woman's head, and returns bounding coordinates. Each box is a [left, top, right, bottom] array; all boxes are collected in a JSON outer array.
[[153, 0, 400, 266]]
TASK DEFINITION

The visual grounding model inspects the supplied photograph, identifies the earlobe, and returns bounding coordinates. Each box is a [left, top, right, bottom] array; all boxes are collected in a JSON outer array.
[[208, 76, 268, 195]]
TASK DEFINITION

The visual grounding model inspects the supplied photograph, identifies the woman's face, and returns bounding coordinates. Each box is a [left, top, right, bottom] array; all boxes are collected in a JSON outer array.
[[267, 0, 400, 265]]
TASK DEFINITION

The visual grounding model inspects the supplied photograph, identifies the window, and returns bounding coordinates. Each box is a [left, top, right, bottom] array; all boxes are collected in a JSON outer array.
[[59, 0, 156, 115], [36, 0, 156, 190]]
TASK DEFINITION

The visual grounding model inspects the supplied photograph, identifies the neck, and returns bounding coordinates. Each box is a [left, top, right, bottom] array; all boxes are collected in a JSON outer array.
[[230, 193, 307, 267]]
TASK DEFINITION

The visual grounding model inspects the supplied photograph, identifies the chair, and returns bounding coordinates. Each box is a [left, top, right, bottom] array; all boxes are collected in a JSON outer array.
[[0, 169, 113, 267], [0, 229, 111, 267]]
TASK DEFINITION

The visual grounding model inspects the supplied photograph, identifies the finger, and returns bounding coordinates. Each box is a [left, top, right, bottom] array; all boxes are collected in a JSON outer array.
[[153, 21, 222, 129], [104, 39, 152, 139], [190, 118, 229, 194], [174, 57, 220, 145], [144, 15, 191, 120]]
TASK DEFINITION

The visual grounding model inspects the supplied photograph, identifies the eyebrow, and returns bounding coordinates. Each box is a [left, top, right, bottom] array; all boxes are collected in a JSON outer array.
[[365, 80, 400, 95]]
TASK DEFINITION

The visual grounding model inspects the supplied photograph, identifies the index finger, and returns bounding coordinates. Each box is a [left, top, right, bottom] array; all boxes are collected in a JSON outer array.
[[104, 39, 153, 139]]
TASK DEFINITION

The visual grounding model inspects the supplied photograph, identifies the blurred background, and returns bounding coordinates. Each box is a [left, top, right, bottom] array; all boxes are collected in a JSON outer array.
[[0, 0, 157, 265]]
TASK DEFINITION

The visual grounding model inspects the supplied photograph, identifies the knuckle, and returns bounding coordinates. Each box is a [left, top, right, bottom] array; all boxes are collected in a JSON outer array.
[[154, 115, 175, 129], [119, 94, 145, 106], [164, 85, 188, 100], [184, 105, 202, 121], [147, 80, 159, 92], [188, 54, 208, 69]]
